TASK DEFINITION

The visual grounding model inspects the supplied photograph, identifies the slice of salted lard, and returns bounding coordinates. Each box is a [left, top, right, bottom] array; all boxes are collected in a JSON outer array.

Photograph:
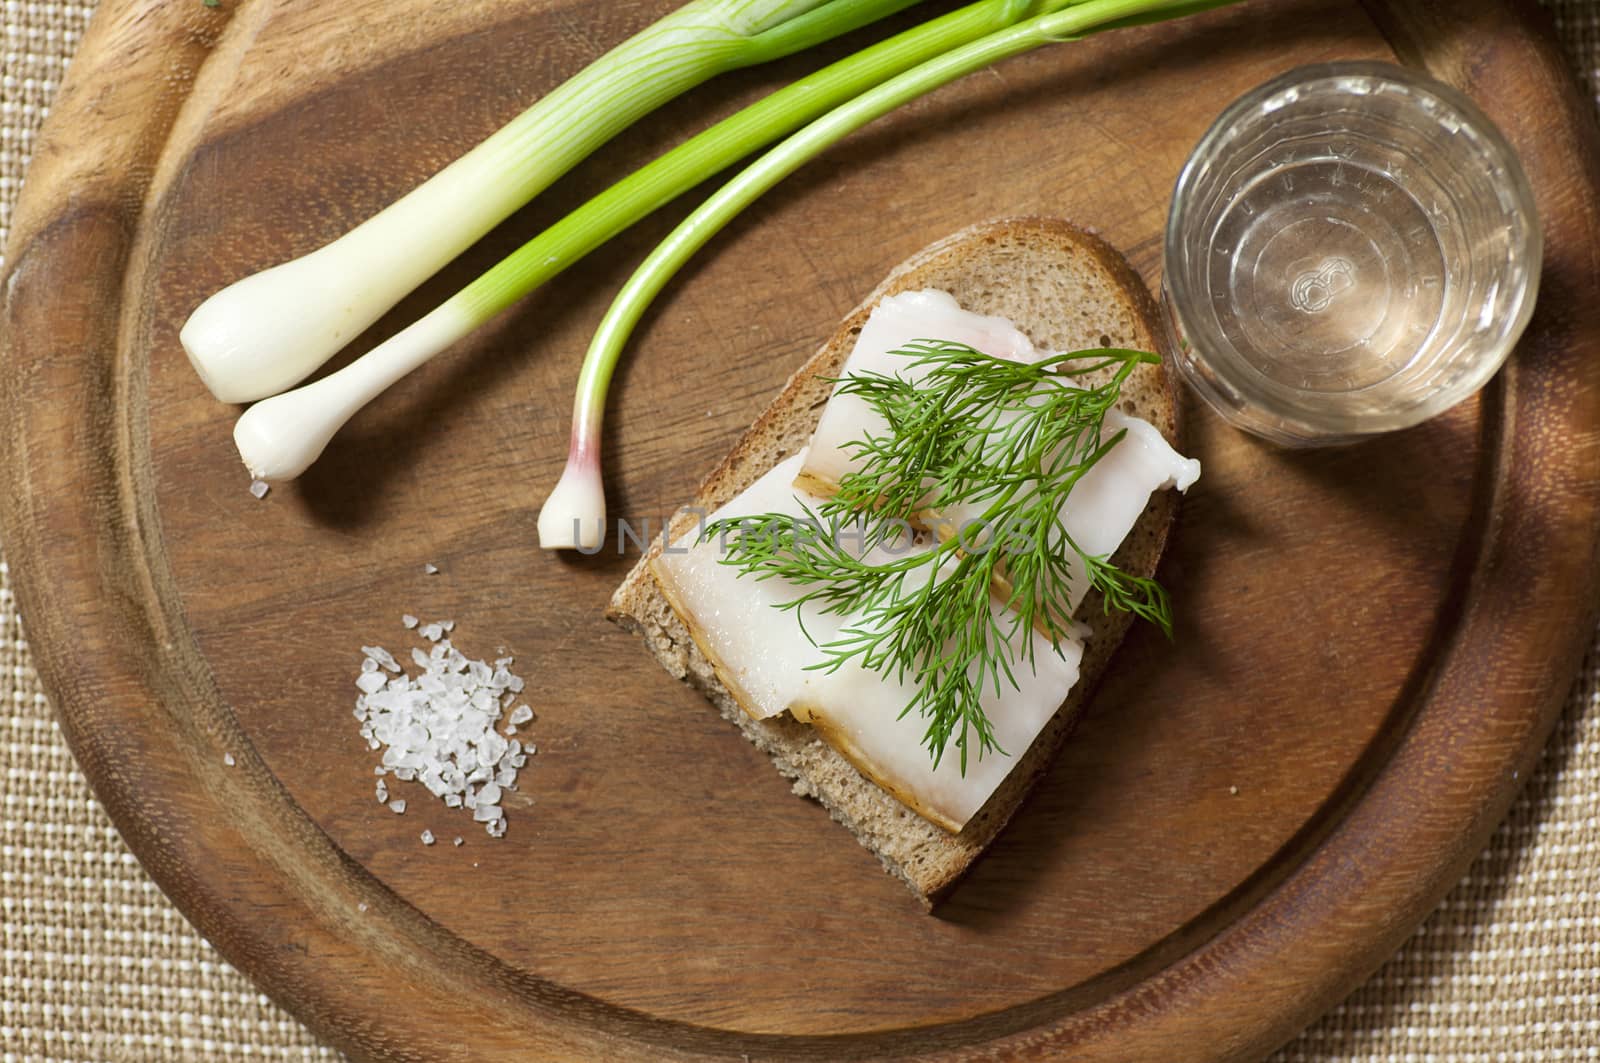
[[652, 450, 1087, 833], [796, 289, 1041, 496], [650, 452, 840, 720], [790, 607, 1083, 834], [935, 409, 1201, 615], [800, 288, 1200, 615], [1047, 410, 1200, 611]]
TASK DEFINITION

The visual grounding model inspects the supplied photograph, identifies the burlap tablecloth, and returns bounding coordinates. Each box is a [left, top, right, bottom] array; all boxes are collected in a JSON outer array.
[[2, 3, 1597, 1059]]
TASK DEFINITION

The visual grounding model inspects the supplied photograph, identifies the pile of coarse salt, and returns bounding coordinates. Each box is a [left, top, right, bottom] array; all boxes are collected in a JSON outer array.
[[354, 617, 533, 841]]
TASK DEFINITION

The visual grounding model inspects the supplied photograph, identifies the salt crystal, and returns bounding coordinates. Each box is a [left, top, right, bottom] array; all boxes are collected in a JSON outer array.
[[423, 563, 439, 575], [509, 706, 533, 726], [223, 753, 235, 767], [420, 623, 443, 642], [249, 479, 270, 499], [357, 902, 368, 913], [401, 614, 418, 629], [473, 804, 501, 823], [507, 676, 525, 694], [362, 646, 401, 672], [388, 799, 407, 814], [453, 837, 464, 847], [361, 657, 378, 674], [355, 671, 387, 695], [420, 830, 435, 846]]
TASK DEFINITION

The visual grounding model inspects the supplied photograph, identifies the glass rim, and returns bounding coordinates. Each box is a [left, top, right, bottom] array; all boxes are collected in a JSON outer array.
[[1162, 60, 1543, 437]]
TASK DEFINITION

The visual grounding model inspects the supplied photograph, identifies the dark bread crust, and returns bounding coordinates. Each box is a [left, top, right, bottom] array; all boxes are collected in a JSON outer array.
[[607, 217, 1183, 905]]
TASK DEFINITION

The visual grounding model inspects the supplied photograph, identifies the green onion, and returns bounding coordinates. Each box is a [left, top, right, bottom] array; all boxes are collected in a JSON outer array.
[[183, 0, 922, 403], [538, 0, 1236, 548], [231, 0, 1078, 487]]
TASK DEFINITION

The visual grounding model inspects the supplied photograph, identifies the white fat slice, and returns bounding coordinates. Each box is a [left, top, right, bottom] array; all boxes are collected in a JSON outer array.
[[655, 452, 952, 721], [802, 288, 1200, 616], [936, 408, 1201, 614], [653, 452, 1086, 832], [791, 599, 1083, 834], [798, 289, 1042, 492], [1052, 410, 1200, 610], [651, 452, 839, 720]]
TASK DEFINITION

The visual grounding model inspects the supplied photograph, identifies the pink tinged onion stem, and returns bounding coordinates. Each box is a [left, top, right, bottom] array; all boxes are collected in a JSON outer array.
[[537, 426, 607, 551]]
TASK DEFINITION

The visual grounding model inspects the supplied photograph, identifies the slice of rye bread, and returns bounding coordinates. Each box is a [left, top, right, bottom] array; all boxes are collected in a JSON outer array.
[[606, 217, 1184, 907]]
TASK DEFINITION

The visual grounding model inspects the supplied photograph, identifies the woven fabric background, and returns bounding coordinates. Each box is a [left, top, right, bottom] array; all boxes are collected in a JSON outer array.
[[1, 2, 1596, 1060]]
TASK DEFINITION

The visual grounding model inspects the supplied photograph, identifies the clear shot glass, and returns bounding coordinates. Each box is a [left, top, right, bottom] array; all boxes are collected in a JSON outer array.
[[1162, 62, 1541, 445]]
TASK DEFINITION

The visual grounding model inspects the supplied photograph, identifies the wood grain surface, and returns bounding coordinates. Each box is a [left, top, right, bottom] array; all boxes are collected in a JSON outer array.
[[2, 0, 1598, 1059]]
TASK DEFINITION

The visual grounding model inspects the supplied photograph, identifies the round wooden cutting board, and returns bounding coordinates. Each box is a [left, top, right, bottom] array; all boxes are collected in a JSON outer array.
[[3, 0, 1599, 1059]]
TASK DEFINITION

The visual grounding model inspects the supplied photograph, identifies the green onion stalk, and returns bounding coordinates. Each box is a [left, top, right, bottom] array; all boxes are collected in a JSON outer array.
[[183, 0, 922, 403], [538, 0, 1237, 548], [230, 0, 1074, 487]]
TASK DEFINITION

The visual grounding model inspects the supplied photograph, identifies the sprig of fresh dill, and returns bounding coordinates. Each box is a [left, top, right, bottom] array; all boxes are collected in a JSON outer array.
[[705, 340, 1173, 773]]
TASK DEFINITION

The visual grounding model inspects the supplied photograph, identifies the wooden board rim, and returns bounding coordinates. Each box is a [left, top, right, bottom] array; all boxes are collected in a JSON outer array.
[[2, 0, 1599, 1059]]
